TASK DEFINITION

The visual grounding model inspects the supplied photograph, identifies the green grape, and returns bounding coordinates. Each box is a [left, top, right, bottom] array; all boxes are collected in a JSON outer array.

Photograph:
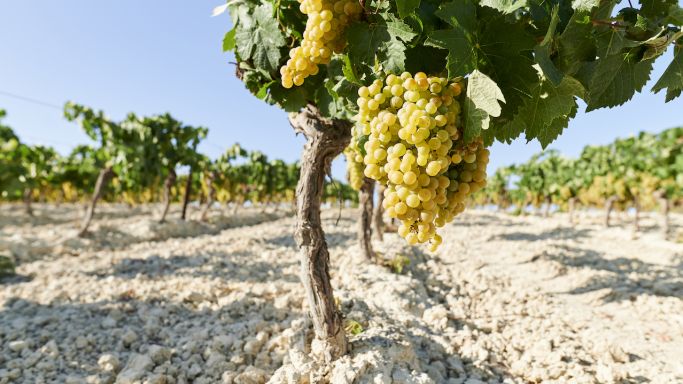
[[352, 72, 490, 251], [280, 0, 362, 88]]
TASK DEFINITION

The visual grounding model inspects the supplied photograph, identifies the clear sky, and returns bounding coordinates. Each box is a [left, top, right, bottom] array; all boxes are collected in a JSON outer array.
[[1, 1, 682, 180]]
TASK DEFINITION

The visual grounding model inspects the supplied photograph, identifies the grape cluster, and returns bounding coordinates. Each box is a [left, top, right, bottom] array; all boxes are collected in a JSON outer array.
[[344, 140, 364, 191], [352, 72, 489, 251], [280, 0, 362, 89]]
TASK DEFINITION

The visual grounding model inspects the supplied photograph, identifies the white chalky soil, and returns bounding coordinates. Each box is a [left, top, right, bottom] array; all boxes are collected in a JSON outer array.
[[1, 204, 682, 383]]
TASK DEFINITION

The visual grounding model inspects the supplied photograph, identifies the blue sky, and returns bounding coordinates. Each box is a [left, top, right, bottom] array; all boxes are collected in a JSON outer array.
[[1, 1, 682, 180]]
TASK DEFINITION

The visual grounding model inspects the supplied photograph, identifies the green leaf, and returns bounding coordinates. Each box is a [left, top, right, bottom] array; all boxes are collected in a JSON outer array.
[[640, 0, 679, 19], [583, 54, 654, 111], [424, 0, 479, 78], [535, 45, 564, 85], [463, 70, 506, 142], [652, 49, 683, 102], [478, 15, 537, 120], [256, 81, 275, 99], [521, 76, 583, 147], [425, 28, 476, 78], [223, 28, 236, 52], [594, 25, 626, 57], [534, 6, 563, 85], [346, 17, 416, 74], [667, 4, 683, 25], [480, 0, 527, 14], [396, 0, 421, 18], [341, 54, 360, 85], [571, 0, 599, 12], [435, 0, 477, 31], [234, 3, 285, 72], [557, 12, 596, 75]]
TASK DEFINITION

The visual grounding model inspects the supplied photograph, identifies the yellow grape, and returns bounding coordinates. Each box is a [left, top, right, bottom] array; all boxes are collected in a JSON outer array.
[[352, 72, 490, 251], [280, 0, 362, 88]]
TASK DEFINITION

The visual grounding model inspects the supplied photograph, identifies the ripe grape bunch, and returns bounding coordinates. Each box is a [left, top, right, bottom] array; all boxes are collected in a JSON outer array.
[[353, 72, 489, 251], [344, 139, 364, 191], [280, 0, 362, 88]]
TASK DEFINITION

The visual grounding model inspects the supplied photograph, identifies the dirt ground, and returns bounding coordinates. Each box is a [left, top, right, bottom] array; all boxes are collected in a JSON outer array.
[[1, 204, 681, 384]]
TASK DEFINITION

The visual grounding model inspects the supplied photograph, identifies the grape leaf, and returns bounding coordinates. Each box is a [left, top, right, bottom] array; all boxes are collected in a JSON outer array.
[[463, 70, 506, 143], [640, 0, 679, 19], [346, 17, 416, 74], [435, 0, 477, 31], [479, 0, 527, 14], [667, 5, 683, 25], [234, 3, 285, 72], [396, 0, 421, 18], [478, 14, 537, 120], [582, 54, 654, 111], [534, 6, 563, 85], [424, 0, 480, 78], [223, 28, 236, 52], [425, 28, 476, 78], [520, 76, 584, 147], [652, 48, 683, 102], [556, 12, 596, 75], [595, 25, 626, 57], [571, 0, 599, 12]]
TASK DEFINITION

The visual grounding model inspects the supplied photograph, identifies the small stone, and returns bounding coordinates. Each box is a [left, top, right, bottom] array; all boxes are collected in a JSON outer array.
[[222, 371, 238, 384], [76, 336, 89, 349], [122, 330, 138, 347], [102, 317, 117, 328], [212, 335, 236, 352], [116, 354, 153, 384], [187, 363, 202, 379], [40, 340, 59, 358], [184, 292, 206, 304], [147, 345, 171, 365], [66, 376, 86, 384], [98, 354, 121, 373], [9, 340, 28, 352], [233, 367, 266, 384]]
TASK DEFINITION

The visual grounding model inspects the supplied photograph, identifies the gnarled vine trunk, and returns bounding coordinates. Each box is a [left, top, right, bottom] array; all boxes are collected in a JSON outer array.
[[200, 172, 216, 222], [632, 196, 641, 236], [374, 183, 385, 242], [289, 105, 351, 362], [358, 177, 375, 260], [181, 168, 193, 221], [568, 197, 577, 225], [78, 166, 114, 237], [23, 188, 33, 216], [655, 190, 669, 238], [604, 195, 617, 227], [159, 169, 176, 223], [543, 195, 552, 217]]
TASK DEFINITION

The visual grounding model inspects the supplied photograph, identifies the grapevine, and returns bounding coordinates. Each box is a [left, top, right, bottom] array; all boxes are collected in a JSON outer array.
[[279, 0, 362, 88], [352, 72, 489, 251]]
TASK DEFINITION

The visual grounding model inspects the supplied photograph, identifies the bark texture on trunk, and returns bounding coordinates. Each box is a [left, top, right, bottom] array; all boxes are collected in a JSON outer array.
[[568, 197, 577, 225], [358, 177, 375, 260], [604, 195, 617, 228], [632, 196, 641, 235], [289, 105, 351, 362], [159, 170, 176, 223], [181, 168, 193, 221], [660, 196, 670, 238], [543, 195, 552, 217], [23, 188, 33, 216], [78, 166, 114, 237], [374, 184, 385, 242], [200, 173, 216, 222]]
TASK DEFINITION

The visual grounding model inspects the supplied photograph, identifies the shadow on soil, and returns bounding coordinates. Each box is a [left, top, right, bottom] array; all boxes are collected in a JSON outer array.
[[536, 244, 683, 302]]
